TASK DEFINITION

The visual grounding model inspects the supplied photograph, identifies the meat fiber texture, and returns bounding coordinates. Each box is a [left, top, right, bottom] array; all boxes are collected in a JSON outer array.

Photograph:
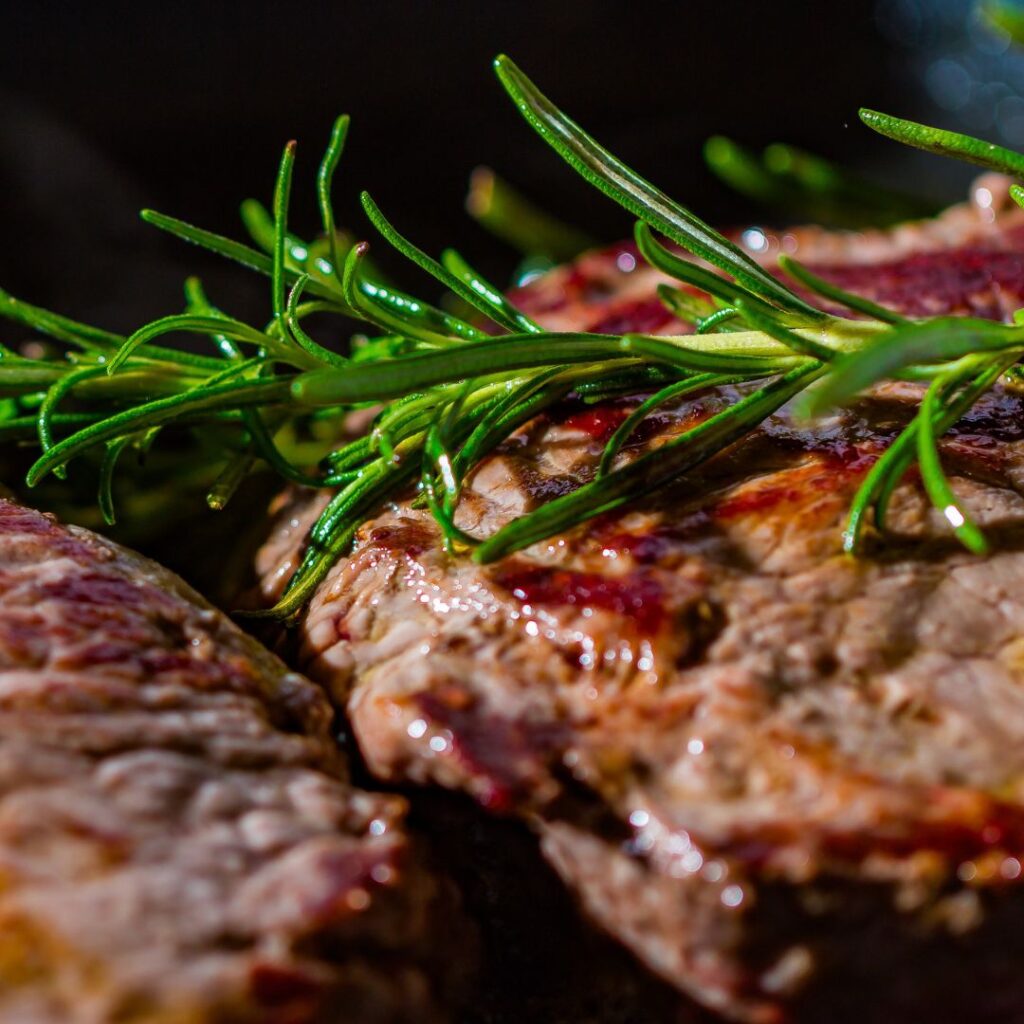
[[0, 500, 470, 1023], [258, 176, 1024, 1023]]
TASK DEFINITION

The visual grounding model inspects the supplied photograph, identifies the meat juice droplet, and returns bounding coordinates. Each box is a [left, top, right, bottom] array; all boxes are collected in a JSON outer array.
[[494, 565, 665, 634], [559, 404, 631, 442]]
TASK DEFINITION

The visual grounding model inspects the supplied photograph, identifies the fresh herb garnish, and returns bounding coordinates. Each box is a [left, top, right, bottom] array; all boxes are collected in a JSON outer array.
[[703, 135, 937, 226], [465, 166, 595, 262], [981, 0, 1024, 45], [2, 56, 1024, 618]]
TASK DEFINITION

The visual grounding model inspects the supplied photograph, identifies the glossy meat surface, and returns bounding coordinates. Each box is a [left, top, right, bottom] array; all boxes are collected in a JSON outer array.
[[259, 181, 1024, 1022], [0, 500, 468, 1023]]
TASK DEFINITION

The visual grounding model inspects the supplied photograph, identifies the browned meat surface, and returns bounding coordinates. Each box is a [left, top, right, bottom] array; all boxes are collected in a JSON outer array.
[[506, 172, 1024, 332], [0, 499, 469, 1023], [258, 181, 1024, 1023]]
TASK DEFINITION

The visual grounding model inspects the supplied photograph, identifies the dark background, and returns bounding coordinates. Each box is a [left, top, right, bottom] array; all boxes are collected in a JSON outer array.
[[0, 0, 995, 338]]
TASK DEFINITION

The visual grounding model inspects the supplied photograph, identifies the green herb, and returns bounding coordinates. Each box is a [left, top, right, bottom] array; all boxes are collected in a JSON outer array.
[[859, 108, 1024, 178], [465, 166, 595, 261], [704, 136, 937, 226], [1, 57, 1022, 620], [981, 1, 1024, 45]]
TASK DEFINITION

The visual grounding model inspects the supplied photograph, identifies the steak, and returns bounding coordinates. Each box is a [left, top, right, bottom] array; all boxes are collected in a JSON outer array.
[[257, 178, 1024, 1022], [0, 499, 470, 1023]]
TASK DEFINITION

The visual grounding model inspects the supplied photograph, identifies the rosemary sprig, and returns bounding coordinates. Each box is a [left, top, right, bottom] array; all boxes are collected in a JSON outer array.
[[1, 57, 1022, 621], [465, 166, 595, 261], [859, 109, 1024, 178], [494, 57, 822, 320], [476, 362, 824, 562], [981, 1, 1024, 45], [704, 136, 936, 226]]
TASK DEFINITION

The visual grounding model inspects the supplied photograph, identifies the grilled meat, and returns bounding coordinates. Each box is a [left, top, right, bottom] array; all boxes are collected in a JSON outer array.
[[0, 499, 470, 1023], [258, 179, 1024, 1022]]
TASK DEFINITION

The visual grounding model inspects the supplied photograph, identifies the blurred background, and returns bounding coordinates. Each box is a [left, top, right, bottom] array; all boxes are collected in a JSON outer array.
[[0, 0, 1018, 338]]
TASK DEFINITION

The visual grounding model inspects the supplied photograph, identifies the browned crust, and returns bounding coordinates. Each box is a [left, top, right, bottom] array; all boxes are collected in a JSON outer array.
[[0, 500, 472, 1023]]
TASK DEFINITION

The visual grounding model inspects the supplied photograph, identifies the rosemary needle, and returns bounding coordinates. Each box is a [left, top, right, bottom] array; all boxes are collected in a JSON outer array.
[[0, 57, 1020, 618]]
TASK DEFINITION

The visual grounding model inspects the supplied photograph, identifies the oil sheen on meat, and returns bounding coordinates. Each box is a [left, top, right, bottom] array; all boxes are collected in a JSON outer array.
[[258, 177, 1024, 1023], [0, 500, 470, 1023]]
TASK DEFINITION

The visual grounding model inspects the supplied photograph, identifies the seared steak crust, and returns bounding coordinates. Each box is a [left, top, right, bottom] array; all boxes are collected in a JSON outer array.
[[259, 182, 1024, 1022], [0, 500, 468, 1023]]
